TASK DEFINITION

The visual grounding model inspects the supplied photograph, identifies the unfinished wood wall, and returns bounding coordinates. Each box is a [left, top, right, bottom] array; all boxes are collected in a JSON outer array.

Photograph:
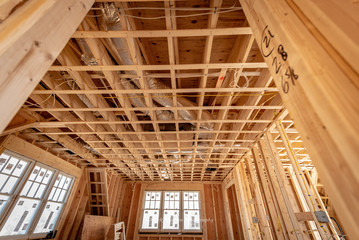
[[222, 122, 343, 240], [114, 182, 228, 240], [239, 0, 359, 237], [57, 169, 126, 240], [57, 169, 89, 240]]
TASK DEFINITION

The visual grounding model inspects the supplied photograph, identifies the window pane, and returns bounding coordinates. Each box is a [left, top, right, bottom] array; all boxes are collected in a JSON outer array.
[[0, 198, 41, 236], [0, 174, 8, 191], [183, 191, 200, 210], [29, 166, 40, 181], [34, 184, 46, 199], [142, 191, 161, 230], [141, 210, 159, 229], [162, 210, 180, 230], [0, 194, 10, 215], [33, 174, 73, 235], [0, 154, 10, 170], [28, 182, 40, 198], [42, 171, 52, 184], [183, 210, 200, 230], [12, 160, 28, 177], [2, 176, 18, 194], [0, 156, 29, 194], [22, 166, 54, 199], [3, 158, 18, 174], [34, 202, 63, 233], [183, 191, 201, 231], [143, 191, 161, 210], [47, 174, 72, 203]]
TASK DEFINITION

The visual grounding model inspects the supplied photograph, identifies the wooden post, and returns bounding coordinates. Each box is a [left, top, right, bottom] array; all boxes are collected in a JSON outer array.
[[233, 165, 254, 239], [275, 121, 338, 239], [245, 155, 287, 240], [238, 0, 359, 237], [0, 0, 94, 133], [248, 147, 273, 239], [237, 163, 261, 239]]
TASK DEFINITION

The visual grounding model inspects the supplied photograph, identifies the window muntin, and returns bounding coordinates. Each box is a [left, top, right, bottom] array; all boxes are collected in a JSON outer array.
[[34, 174, 73, 234], [141, 191, 161, 230], [0, 153, 29, 216], [183, 192, 201, 230], [0, 164, 54, 236], [0, 150, 74, 238], [140, 190, 201, 233], [162, 192, 180, 230], [0, 198, 41, 236]]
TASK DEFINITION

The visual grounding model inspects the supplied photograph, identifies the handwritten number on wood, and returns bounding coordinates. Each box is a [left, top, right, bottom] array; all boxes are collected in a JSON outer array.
[[277, 44, 288, 61], [260, 25, 299, 94], [285, 67, 299, 85], [261, 25, 275, 57], [272, 57, 282, 74], [280, 76, 289, 93]]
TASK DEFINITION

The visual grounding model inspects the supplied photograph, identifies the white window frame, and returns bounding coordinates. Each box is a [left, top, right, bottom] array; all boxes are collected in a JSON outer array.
[[139, 190, 202, 234], [0, 150, 74, 240]]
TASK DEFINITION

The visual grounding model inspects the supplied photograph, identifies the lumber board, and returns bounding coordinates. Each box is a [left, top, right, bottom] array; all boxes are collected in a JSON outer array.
[[0, 0, 94, 134], [239, 0, 359, 237], [80, 215, 116, 240], [72, 27, 252, 38]]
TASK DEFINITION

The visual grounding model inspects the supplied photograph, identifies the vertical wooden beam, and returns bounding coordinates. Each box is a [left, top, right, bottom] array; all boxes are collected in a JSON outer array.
[[264, 132, 314, 238], [245, 155, 285, 239], [235, 164, 257, 239], [0, 0, 94, 133], [275, 121, 337, 238], [259, 139, 305, 239], [238, 0, 359, 237], [248, 147, 271, 239]]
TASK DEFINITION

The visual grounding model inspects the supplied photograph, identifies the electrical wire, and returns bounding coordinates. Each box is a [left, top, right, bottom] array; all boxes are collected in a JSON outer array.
[[91, 4, 240, 11], [87, 6, 242, 19], [101, 92, 277, 99], [122, 8, 241, 20]]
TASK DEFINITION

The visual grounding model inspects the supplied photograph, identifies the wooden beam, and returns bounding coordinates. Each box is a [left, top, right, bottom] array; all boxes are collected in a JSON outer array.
[[0, 0, 94, 133], [1, 135, 82, 177], [48, 62, 268, 71], [30, 87, 278, 95], [72, 27, 252, 38], [239, 0, 359, 237]]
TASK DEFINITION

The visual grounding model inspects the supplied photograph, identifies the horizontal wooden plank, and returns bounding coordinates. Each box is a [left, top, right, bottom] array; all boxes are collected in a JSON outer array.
[[21, 105, 284, 112], [295, 212, 314, 221], [72, 27, 252, 38], [31, 87, 278, 95], [48, 62, 268, 71]]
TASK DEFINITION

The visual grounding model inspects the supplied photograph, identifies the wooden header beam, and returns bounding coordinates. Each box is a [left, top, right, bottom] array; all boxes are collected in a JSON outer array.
[[239, 0, 359, 237], [0, 0, 94, 134]]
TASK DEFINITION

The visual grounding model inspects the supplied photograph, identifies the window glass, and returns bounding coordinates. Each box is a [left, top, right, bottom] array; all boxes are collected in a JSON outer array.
[[33, 202, 63, 234], [0, 198, 40, 236], [140, 190, 201, 232], [0, 151, 75, 237], [0, 195, 10, 215], [0, 153, 28, 194], [34, 174, 73, 233], [20, 166, 53, 199], [0, 153, 30, 218], [141, 191, 161, 230], [162, 192, 180, 230], [1, 163, 54, 236], [183, 191, 201, 230]]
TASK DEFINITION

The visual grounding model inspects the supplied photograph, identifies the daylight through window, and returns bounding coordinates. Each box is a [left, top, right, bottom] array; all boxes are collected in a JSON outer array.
[[141, 191, 201, 233], [0, 150, 74, 238]]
